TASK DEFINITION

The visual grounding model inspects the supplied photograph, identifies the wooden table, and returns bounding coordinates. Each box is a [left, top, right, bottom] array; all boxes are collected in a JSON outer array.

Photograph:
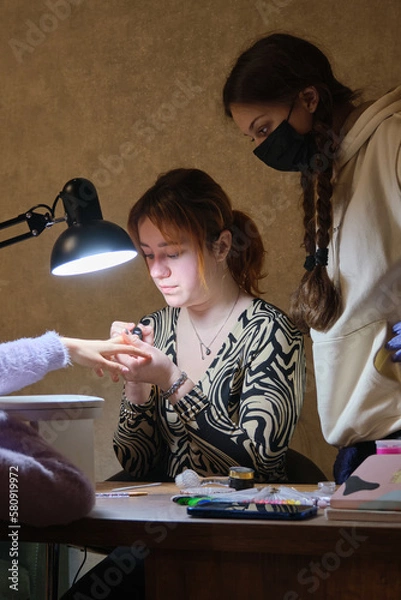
[[1, 482, 401, 599]]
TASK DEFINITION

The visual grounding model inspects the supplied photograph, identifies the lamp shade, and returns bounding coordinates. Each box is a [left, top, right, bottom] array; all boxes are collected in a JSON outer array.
[[50, 219, 137, 276]]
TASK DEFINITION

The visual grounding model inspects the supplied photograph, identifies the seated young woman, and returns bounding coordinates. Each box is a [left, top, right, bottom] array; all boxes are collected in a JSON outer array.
[[111, 167, 306, 483]]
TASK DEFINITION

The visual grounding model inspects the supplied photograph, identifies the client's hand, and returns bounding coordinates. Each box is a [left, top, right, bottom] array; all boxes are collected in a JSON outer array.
[[385, 322, 401, 361], [61, 336, 151, 377]]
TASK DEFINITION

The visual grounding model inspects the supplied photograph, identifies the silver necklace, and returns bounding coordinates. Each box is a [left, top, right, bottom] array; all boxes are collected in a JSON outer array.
[[188, 289, 240, 360]]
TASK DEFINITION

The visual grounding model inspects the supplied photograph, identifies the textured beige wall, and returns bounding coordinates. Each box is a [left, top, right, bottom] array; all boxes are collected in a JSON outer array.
[[1, 0, 400, 481]]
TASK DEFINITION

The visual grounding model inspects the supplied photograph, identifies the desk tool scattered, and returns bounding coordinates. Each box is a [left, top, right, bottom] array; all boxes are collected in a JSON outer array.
[[111, 482, 162, 492], [96, 491, 148, 498]]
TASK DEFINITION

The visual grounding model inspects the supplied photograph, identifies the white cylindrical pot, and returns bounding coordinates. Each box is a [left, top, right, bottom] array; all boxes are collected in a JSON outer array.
[[0, 394, 104, 484]]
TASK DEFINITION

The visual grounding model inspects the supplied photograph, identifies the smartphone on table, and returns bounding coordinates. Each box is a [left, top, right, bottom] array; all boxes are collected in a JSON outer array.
[[187, 500, 318, 520]]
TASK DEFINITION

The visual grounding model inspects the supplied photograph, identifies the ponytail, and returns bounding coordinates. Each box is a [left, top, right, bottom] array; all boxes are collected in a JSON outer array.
[[228, 210, 266, 296]]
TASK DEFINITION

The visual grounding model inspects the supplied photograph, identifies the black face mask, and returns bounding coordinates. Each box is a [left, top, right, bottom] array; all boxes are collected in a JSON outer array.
[[253, 119, 318, 173]]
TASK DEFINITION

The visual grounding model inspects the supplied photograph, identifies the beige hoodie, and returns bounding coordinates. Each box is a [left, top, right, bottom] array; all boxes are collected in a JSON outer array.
[[311, 85, 401, 447]]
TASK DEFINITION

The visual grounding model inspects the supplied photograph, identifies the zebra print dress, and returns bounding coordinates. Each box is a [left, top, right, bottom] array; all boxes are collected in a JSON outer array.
[[113, 298, 305, 482]]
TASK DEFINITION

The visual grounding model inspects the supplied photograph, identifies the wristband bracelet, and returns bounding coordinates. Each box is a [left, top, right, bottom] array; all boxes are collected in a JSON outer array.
[[161, 372, 188, 400]]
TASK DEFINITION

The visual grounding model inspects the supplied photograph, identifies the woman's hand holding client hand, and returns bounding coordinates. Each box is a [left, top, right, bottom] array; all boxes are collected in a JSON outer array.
[[110, 321, 189, 405]]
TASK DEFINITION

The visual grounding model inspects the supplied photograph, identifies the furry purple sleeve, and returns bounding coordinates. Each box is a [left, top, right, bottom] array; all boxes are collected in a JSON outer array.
[[0, 411, 95, 526], [0, 331, 70, 395]]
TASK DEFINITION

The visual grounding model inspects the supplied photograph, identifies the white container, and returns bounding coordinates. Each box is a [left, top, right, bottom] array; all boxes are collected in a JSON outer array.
[[0, 394, 104, 484]]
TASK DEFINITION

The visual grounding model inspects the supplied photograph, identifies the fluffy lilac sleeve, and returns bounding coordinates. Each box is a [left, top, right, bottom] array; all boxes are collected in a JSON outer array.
[[0, 411, 95, 526], [0, 332, 70, 395]]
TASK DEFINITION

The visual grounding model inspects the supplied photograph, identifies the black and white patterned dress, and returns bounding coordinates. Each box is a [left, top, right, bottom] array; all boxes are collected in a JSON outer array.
[[114, 298, 305, 482]]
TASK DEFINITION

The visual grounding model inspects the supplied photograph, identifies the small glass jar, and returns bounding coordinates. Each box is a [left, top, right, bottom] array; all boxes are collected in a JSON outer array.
[[376, 439, 401, 454], [228, 466, 255, 490]]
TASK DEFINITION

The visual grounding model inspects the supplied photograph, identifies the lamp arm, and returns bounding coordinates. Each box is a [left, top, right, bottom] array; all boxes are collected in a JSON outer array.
[[0, 205, 65, 250], [0, 178, 136, 275]]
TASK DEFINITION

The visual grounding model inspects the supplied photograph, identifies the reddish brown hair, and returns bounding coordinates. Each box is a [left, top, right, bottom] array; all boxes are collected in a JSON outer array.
[[128, 168, 266, 295]]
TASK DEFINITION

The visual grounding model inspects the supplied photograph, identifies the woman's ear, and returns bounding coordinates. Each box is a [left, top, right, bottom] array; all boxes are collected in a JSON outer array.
[[299, 86, 320, 114], [213, 230, 232, 262]]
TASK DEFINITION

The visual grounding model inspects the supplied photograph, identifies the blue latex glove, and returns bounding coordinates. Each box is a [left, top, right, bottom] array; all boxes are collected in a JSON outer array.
[[385, 322, 401, 361]]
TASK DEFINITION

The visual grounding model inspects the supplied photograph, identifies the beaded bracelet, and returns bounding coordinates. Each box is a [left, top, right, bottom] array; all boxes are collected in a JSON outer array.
[[161, 372, 188, 400]]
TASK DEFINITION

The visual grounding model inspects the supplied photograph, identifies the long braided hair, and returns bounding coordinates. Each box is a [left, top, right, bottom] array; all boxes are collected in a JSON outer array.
[[223, 33, 358, 333]]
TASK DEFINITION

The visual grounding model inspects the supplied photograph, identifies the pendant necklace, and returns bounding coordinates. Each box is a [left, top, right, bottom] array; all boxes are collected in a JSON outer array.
[[188, 289, 240, 360]]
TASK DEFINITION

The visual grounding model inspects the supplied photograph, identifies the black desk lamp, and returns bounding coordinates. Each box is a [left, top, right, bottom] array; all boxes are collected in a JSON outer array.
[[0, 178, 137, 275]]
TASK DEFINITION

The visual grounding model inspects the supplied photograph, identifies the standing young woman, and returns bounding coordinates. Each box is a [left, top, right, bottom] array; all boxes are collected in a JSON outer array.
[[223, 32, 401, 482], [112, 167, 305, 484]]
